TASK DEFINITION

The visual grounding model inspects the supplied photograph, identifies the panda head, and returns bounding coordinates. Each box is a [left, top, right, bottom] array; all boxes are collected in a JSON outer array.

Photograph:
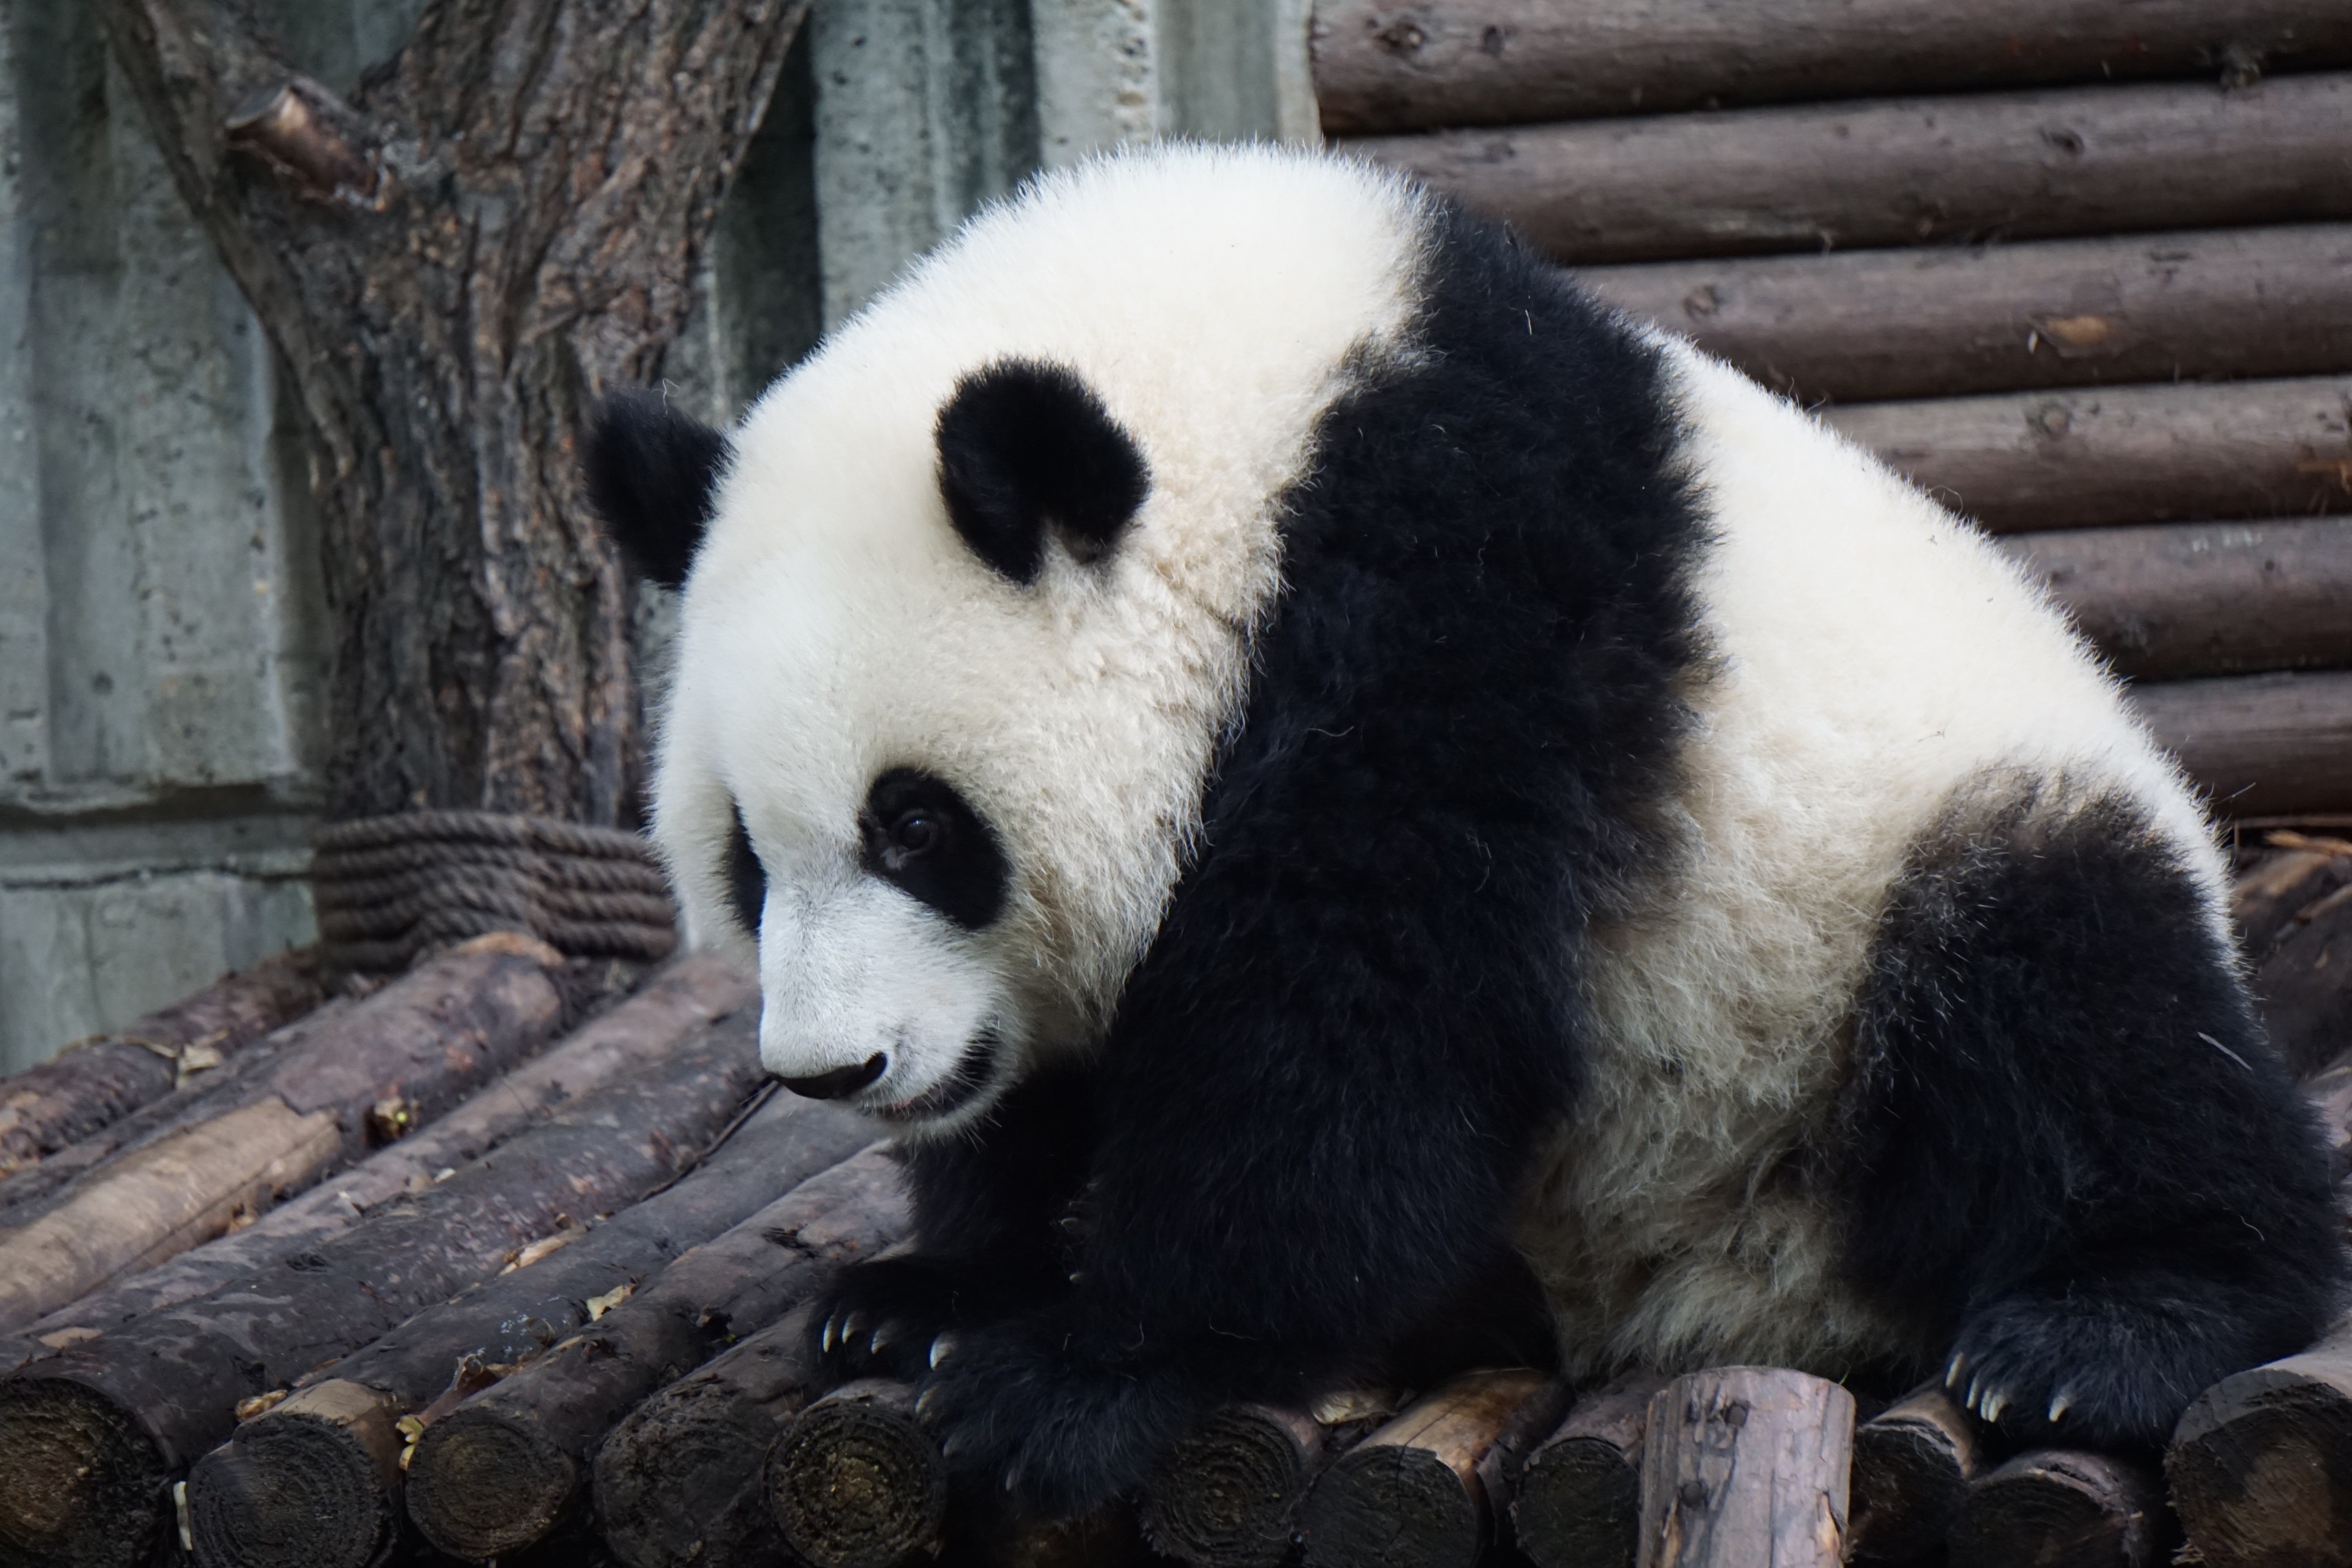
[[586, 147, 1426, 1135]]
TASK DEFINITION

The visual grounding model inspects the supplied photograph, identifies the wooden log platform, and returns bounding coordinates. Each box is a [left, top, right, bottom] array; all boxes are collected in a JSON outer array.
[[766, 1378, 946, 1568], [2168, 1317, 2352, 1566], [1947, 1448, 2161, 1568], [181, 1102, 872, 1568], [1824, 377, 2352, 535], [2128, 670, 2352, 820], [1635, 1367, 1853, 1568], [2236, 837, 2352, 965], [0, 949, 755, 1365], [0, 933, 572, 1335], [1313, 0, 2352, 134], [1345, 73, 2352, 265], [1512, 1371, 1668, 1568], [1576, 225, 2352, 406], [1297, 1368, 1555, 1568], [1139, 1404, 1332, 1568], [592, 1304, 826, 1568], [0, 1011, 769, 1568], [0, 946, 325, 1178], [1998, 519, 2352, 682], [1846, 1383, 1980, 1562], [402, 1147, 909, 1563]]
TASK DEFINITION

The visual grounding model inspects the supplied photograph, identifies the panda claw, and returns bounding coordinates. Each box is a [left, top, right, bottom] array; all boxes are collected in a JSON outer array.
[[2048, 1388, 2075, 1425], [1982, 1390, 2008, 1425], [822, 1315, 839, 1355], [1944, 1351, 1967, 1390], [930, 1333, 956, 1370], [843, 1309, 871, 1345], [869, 1321, 894, 1357], [916, 1385, 941, 1423], [1004, 1463, 1022, 1493], [1966, 1373, 1985, 1411]]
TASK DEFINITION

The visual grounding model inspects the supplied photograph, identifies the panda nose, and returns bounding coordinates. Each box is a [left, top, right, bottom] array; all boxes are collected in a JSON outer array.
[[777, 1053, 888, 1101]]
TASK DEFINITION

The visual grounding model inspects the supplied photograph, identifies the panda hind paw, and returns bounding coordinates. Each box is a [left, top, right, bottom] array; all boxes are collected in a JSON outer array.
[[1945, 1285, 2249, 1452]]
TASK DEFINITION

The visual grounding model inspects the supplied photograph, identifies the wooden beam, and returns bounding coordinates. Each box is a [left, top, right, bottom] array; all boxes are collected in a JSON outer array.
[[1298, 1370, 1556, 1568], [2169, 1316, 2352, 1567], [1846, 1383, 1980, 1561], [0, 1011, 770, 1568], [1344, 74, 2352, 265], [1997, 519, 2352, 681], [1576, 225, 2352, 405], [1139, 1404, 1332, 1568], [765, 1378, 946, 1568], [402, 1149, 908, 1563], [1511, 1371, 1667, 1568], [1947, 1448, 2161, 1568], [1633, 1368, 1852, 1568], [1314, 0, 2352, 134], [0, 946, 324, 1178], [1822, 377, 2352, 535], [2128, 671, 2352, 818]]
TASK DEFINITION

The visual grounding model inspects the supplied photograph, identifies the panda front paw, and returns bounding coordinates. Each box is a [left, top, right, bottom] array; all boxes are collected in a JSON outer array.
[[1944, 1283, 2248, 1451], [912, 1312, 1197, 1517], [808, 1254, 989, 1383]]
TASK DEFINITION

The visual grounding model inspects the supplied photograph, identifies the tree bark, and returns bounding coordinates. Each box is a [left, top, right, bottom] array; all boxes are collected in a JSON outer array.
[[1344, 73, 2352, 267], [93, 0, 813, 824], [0, 1010, 768, 1568], [1947, 1448, 2161, 1568], [1298, 1369, 1555, 1568], [2127, 670, 2352, 820], [591, 1303, 826, 1568], [1822, 377, 2352, 535], [0, 947, 325, 1178], [1996, 519, 2352, 682], [1846, 1383, 1980, 1562], [1313, 0, 2352, 134], [0, 933, 570, 1333], [1576, 225, 2352, 407], [2168, 1316, 2352, 1568], [1634, 1368, 1852, 1568], [765, 1377, 948, 1568], [184, 1108, 872, 1568], [1512, 1371, 1670, 1568], [403, 1147, 909, 1561]]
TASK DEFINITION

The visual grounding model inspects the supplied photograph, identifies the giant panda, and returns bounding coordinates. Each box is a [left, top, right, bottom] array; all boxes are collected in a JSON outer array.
[[586, 142, 2347, 1512]]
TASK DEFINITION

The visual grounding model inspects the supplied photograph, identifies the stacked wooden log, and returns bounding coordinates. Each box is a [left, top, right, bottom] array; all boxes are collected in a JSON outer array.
[[2, 840, 2352, 1564], [1321, 0, 2352, 820]]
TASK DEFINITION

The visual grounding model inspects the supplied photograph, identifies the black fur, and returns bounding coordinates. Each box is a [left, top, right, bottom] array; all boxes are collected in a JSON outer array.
[[724, 806, 766, 937], [935, 360, 1151, 584], [858, 769, 1010, 932], [1841, 781, 2347, 1451], [584, 392, 731, 588], [820, 206, 1710, 1510]]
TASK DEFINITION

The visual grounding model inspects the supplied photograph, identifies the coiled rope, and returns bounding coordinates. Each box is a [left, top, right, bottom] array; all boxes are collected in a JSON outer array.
[[312, 810, 678, 974]]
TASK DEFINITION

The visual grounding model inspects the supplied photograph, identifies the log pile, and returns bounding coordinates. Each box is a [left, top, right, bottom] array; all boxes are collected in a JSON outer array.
[[0, 840, 2347, 1565], [1325, 0, 2352, 819]]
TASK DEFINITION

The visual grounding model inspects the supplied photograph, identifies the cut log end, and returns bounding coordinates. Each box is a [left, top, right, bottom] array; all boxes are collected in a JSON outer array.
[[2167, 1348, 2352, 1568], [403, 1406, 577, 1562], [1515, 1432, 1646, 1568], [766, 1380, 947, 1568], [186, 1380, 401, 1568], [1847, 1383, 1978, 1561], [0, 1375, 170, 1568], [1139, 1404, 1323, 1568], [1948, 1449, 2161, 1568], [1303, 1443, 1480, 1568], [594, 1379, 799, 1568], [1637, 1368, 1854, 1568]]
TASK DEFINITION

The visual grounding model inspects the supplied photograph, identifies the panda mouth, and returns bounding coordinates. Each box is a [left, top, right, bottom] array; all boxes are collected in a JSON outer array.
[[872, 1032, 999, 1123]]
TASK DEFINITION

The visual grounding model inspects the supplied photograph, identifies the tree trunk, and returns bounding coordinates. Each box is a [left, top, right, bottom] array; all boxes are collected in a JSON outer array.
[[93, 0, 811, 825]]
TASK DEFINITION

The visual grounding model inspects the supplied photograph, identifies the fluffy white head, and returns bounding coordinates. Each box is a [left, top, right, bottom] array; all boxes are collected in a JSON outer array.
[[648, 145, 1425, 1135]]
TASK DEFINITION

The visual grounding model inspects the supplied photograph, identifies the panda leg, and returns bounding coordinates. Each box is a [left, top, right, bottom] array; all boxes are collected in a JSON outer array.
[[1838, 780, 2347, 1451]]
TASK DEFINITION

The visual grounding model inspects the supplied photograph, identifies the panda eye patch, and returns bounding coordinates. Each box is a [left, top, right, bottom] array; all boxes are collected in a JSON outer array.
[[860, 768, 1007, 929], [724, 806, 768, 938]]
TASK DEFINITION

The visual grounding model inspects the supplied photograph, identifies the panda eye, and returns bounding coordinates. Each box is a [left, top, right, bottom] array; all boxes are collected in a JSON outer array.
[[890, 810, 942, 859], [860, 768, 1007, 929]]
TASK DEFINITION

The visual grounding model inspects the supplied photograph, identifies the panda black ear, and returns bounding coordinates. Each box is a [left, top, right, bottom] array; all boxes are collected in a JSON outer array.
[[584, 392, 731, 590], [935, 360, 1150, 585]]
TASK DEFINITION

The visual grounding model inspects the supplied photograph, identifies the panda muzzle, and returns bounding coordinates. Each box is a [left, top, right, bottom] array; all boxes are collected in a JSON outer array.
[[777, 1053, 889, 1101]]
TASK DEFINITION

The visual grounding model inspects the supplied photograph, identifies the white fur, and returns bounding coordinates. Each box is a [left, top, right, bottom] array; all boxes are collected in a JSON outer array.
[[652, 146, 1428, 1129], [1516, 341, 2229, 1379]]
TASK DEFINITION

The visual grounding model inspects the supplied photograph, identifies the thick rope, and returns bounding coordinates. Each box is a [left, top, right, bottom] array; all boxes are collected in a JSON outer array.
[[312, 810, 678, 974]]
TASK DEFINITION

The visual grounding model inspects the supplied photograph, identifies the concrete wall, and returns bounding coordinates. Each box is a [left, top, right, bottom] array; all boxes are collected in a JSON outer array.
[[0, 0, 1312, 1071]]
